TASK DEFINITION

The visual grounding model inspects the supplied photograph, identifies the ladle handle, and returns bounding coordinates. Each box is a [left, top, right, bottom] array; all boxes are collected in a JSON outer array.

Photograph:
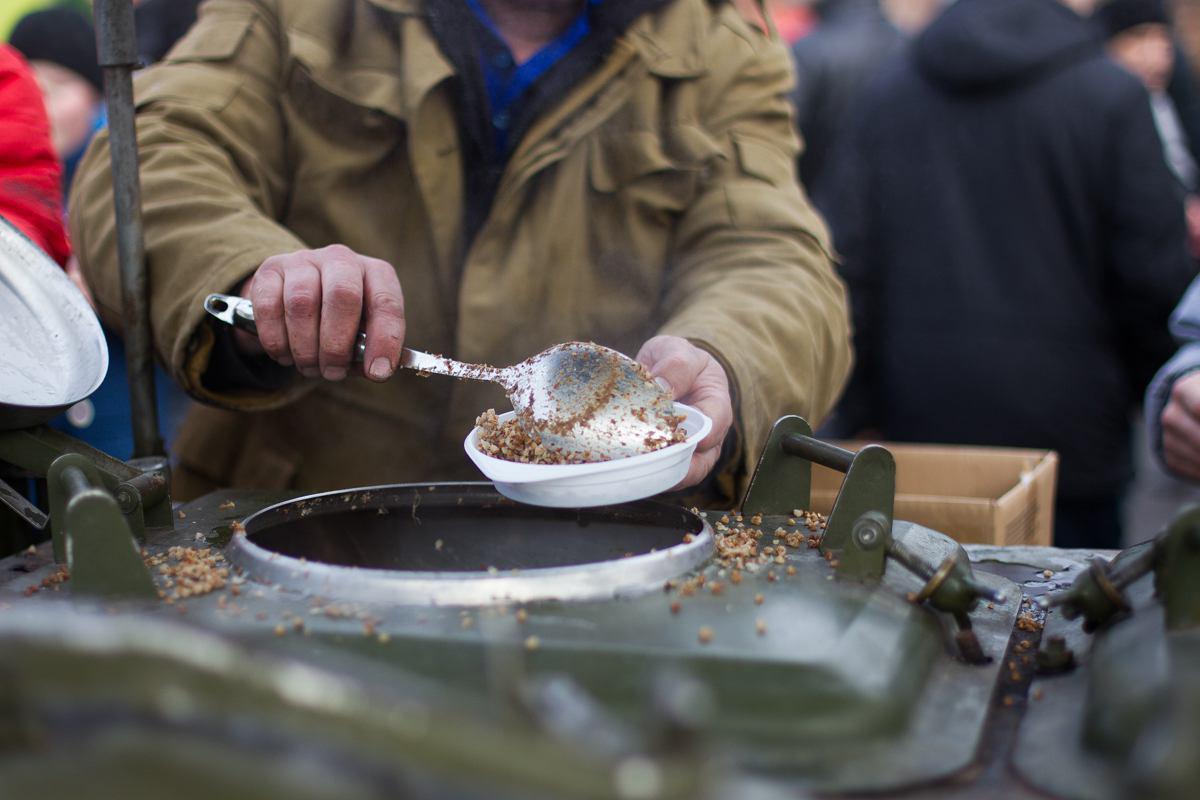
[[203, 293, 367, 360], [203, 294, 503, 382]]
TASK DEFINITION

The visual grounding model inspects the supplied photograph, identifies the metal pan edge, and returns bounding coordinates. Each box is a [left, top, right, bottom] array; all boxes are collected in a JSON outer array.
[[0, 216, 108, 428]]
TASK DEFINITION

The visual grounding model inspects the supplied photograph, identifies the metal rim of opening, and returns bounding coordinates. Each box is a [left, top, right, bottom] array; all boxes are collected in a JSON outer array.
[[225, 482, 715, 606]]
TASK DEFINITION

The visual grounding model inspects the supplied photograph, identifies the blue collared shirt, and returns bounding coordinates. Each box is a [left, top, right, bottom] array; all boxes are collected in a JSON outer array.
[[465, 0, 600, 154]]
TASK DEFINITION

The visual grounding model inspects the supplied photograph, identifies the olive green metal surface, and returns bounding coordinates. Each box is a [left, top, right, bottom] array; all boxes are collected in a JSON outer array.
[[0, 484, 1022, 795]]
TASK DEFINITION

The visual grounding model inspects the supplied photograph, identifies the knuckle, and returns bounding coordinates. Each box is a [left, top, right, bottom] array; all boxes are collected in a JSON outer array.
[[369, 291, 405, 318], [658, 355, 690, 376], [324, 280, 362, 312], [365, 257, 398, 275], [321, 243, 355, 260], [259, 334, 286, 357], [254, 294, 284, 320], [258, 255, 288, 274], [320, 342, 351, 363], [637, 335, 671, 359], [285, 290, 319, 318]]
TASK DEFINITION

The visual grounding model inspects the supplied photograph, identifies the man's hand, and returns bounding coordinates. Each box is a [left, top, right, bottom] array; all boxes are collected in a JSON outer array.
[[1162, 371, 1200, 481], [234, 245, 405, 383], [636, 335, 733, 489]]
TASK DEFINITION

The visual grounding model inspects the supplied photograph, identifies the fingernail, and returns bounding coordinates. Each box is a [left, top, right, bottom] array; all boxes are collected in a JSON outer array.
[[323, 366, 347, 381], [277, 356, 293, 367], [299, 367, 320, 379], [369, 357, 392, 381], [655, 376, 673, 396]]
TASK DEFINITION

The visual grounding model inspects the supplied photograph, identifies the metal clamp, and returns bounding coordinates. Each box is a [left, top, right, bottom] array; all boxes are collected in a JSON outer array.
[[742, 417, 1002, 662], [0, 427, 172, 543], [1040, 504, 1200, 633], [1041, 551, 1149, 633], [47, 454, 156, 599], [888, 541, 1005, 664], [742, 416, 895, 580]]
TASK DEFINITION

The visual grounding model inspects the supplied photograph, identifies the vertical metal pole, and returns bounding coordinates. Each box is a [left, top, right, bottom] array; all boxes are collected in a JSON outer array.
[[94, 0, 163, 457]]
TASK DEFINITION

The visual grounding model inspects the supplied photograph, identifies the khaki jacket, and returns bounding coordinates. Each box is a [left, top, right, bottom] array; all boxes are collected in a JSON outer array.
[[71, 0, 851, 503]]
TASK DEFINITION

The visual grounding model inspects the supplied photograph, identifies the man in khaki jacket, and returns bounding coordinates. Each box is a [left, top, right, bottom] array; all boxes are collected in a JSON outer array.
[[70, 0, 851, 505]]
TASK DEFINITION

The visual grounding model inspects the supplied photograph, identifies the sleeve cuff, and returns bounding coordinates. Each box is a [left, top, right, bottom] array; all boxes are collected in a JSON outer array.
[[1146, 344, 1200, 469]]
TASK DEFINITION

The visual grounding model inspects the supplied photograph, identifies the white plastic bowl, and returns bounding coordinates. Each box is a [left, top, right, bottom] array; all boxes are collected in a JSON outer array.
[[464, 403, 713, 508]]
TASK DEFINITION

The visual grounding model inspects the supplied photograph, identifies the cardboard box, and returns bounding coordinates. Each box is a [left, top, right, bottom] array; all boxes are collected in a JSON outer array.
[[809, 442, 1058, 547]]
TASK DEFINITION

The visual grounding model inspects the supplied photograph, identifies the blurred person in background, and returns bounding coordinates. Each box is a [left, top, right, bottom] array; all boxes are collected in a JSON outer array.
[[1098, 0, 1200, 257], [827, 0, 1194, 549], [10, 6, 190, 461], [0, 41, 68, 554], [0, 0, 87, 41], [790, 0, 942, 210], [0, 42, 68, 265], [136, 0, 203, 65], [9, 8, 105, 194], [734, 0, 815, 44], [1148, 277, 1200, 480]]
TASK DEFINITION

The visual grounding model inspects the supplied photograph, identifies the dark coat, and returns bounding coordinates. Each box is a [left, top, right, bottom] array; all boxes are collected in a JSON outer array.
[[790, 0, 902, 207], [828, 0, 1195, 501]]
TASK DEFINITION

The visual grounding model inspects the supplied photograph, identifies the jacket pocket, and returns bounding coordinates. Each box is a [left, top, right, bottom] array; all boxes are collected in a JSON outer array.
[[164, 9, 255, 62], [588, 131, 675, 192], [132, 9, 256, 112], [282, 30, 406, 134], [588, 131, 700, 212], [733, 133, 795, 188]]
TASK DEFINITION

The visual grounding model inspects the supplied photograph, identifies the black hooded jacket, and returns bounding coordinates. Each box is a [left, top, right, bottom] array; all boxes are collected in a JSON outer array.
[[828, 0, 1195, 500], [791, 0, 903, 206]]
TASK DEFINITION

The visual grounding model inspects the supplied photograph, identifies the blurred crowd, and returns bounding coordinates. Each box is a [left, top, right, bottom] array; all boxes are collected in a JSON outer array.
[[3, 0, 1200, 548], [1, 0, 199, 463], [793, 0, 1200, 549]]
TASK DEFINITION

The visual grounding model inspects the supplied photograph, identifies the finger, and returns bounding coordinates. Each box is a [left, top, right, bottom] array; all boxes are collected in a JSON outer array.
[[674, 353, 733, 452], [1162, 399, 1200, 454], [231, 274, 262, 355], [361, 258, 406, 382], [1172, 373, 1200, 417], [642, 343, 706, 400], [249, 262, 288, 364], [282, 259, 322, 377], [672, 442, 722, 490], [1163, 444, 1200, 482], [685, 383, 733, 452], [317, 250, 364, 381], [636, 335, 685, 395], [1161, 400, 1200, 478]]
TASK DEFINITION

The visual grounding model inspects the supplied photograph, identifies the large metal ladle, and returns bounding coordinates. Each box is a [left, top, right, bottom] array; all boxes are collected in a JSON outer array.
[[204, 294, 677, 460]]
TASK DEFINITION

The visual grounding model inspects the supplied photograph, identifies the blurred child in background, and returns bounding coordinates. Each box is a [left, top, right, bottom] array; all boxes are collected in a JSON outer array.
[[9, 6, 189, 461]]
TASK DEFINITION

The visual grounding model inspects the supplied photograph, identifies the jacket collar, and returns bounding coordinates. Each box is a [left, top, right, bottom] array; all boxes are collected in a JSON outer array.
[[625, 0, 708, 79], [365, 0, 708, 79], [364, 0, 423, 14]]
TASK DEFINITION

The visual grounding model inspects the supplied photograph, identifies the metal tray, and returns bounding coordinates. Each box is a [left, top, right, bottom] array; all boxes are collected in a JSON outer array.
[[0, 216, 107, 429]]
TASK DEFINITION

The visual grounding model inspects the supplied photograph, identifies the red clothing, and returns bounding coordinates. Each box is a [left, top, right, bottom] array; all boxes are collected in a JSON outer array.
[[0, 44, 69, 265]]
